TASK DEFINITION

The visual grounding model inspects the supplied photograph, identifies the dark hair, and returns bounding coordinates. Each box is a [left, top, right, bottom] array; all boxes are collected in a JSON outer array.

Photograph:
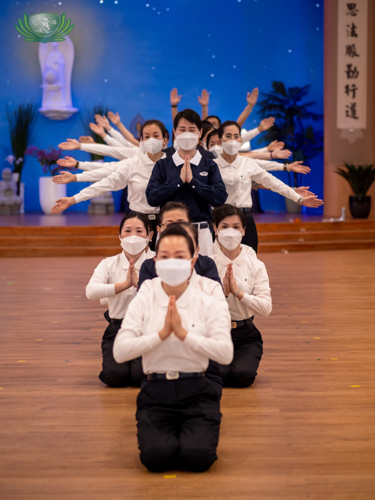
[[156, 223, 195, 257], [206, 129, 220, 148], [140, 119, 168, 140], [173, 108, 202, 131], [178, 222, 198, 249], [218, 120, 242, 139], [119, 212, 150, 234], [206, 115, 222, 127], [201, 120, 214, 140], [157, 201, 191, 226], [212, 204, 246, 228]]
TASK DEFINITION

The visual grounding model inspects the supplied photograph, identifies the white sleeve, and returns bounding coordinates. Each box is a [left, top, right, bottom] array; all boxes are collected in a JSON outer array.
[[73, 162, 131, 203], [253, 159, 284, 172], [104, 134, 124, 148], [86, 260, 116, 300], [80, 142, 138, 160], [113, 293, 163, 363], [108, 127, 137, 148], [248, 161, 300, 203], [252, 147, 268, 153], [183, 298, 233, 365], [77, 161, 110, 171], [76, 163, 121, 183], [240, 261, 272, 316], [241, 127, 260, 143]]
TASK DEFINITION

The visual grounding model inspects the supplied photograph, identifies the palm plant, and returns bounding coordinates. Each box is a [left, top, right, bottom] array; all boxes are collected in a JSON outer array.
[[336, 163, 375, 196], [80, 105, 109, 161], [6, 102, 38, 192], [256, 81, 323, 187]]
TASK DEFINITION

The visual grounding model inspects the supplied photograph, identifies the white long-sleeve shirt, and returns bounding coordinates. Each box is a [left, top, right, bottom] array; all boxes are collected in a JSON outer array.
[[74, 153, 165, 213], [214, 154, 300, 208], [86, 248, 155, 320], [212, 244, 272, 321], [80, 142, 140, 160], [113, 278, 233, 372], [76, 160, 127, 183], [107, 127, 138, 148]]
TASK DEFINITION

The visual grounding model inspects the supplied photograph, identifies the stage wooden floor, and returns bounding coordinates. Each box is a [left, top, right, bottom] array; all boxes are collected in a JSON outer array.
[[1, 249, 375, 499]]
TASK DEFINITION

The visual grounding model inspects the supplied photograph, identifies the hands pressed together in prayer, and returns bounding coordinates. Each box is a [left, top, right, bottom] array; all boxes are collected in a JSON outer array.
[[223, 263, 244, 300], [180, 155, 193, 184], [159, 295, 187, 341]]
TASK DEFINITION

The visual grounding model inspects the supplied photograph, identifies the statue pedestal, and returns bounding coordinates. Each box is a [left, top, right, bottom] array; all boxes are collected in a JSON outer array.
[[39, 107, 78, 120]]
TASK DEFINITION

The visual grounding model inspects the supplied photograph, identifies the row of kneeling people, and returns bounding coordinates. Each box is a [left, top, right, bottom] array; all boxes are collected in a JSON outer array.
[[85, 201, 272, 473]]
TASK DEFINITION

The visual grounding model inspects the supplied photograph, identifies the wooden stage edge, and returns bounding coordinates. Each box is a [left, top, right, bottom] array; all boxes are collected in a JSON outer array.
[[0, 249, 374, 499], [1, 213, 375, 256]]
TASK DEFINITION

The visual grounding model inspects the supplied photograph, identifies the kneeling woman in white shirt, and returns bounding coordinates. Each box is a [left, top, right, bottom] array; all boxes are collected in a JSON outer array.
[[113, 224, 233, 472], [212, 204, 272, 388], [86, 213, 154, 387]]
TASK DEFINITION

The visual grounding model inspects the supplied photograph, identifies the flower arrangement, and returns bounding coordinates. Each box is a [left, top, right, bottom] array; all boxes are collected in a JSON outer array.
[[25, 146, 62, 176]]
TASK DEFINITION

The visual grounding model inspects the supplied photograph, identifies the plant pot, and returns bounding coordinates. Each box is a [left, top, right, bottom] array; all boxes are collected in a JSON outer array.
[[39, 177, 66, 215], [285, 197, 302, 214], [349, 196, 371, 218]]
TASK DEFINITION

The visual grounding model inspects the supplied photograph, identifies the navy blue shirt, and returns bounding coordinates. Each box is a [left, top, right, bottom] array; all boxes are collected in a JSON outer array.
[[146, 150, 227, 223], [138, 254, 221, 290]]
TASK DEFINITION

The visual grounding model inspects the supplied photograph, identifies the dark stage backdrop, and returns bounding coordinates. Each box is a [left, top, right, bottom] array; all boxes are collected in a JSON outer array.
[[0, 0, 323, 213]]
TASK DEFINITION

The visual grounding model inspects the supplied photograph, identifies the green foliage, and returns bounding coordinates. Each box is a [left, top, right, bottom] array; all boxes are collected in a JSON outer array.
[[335, 163, 375, 196], [6, 102, 38, 188], [256, 81, 323, 187], [80, 105, 109, 161]]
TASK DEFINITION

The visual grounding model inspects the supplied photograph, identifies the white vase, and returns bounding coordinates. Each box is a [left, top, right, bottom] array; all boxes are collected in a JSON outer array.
[[39, 176, 66, 215]]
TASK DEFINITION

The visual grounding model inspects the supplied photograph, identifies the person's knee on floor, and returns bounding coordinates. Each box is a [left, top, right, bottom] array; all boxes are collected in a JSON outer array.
[[99, 362, 130, 387]]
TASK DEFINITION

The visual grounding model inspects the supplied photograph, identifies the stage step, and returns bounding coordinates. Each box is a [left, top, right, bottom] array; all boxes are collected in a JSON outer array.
[[1, 219, 375, 257]]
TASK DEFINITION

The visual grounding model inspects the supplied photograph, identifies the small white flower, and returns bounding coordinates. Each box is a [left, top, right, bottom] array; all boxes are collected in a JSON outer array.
[[15, 157, 23, 165], [5, 155, 16, 165]]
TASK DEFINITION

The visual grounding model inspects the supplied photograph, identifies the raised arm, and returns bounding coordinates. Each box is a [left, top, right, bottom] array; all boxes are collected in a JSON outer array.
[[198, 89, 209, 120], [237, 88, 259, 127], [170, 88, 182, 122], [107, 111, 140, 147]]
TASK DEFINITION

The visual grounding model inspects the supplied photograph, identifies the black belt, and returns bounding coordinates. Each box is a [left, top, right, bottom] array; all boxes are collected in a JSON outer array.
[[130, 210, 157, 221], [147, 371, 205, 381], [193, 222, 209, 229], [110, 318, 123, 325], [239, 207, 252, 214], [231, 317, 254, 329]]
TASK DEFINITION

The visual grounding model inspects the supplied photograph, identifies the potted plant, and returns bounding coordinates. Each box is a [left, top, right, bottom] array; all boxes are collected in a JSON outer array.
[[25, 146, 64, 214], [7, 102, 38, 194], [335, 163, 375, 218], [256, 82, 323, 212]]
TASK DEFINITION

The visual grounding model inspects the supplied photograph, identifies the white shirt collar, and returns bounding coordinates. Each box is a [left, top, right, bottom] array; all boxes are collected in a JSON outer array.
[[154, 277, 196, 308], [217, 153, 241, 168], [120, 248, 154, 270], [172, 149, 202, 167], [215, 243, 255, 267], [141, 152, 166, 165]]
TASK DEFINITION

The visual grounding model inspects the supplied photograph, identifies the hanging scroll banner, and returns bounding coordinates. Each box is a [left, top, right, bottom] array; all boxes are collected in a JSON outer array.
[[337, 0, 368, 130]]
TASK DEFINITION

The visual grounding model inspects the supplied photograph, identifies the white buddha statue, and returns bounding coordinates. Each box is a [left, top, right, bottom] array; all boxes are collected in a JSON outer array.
[[0, 168, 21, 214], [38, 36, 78, 120]]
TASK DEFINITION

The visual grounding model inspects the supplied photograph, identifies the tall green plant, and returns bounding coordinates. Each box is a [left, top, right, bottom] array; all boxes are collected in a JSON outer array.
[[80, 105, 109, 161], [6, 102, 38, 192], [336, 163, 375, 196], [256, 81, 323, 187]]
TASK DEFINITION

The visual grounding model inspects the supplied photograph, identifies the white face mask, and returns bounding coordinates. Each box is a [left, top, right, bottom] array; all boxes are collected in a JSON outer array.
[[209, 145, 223, 158], [174, 132, 199, 151], [222, 140, 242, 155], [217, 228, 243, 251], [155, 258, 192, 286], [119, 235, 148, 254], [143, 138, 164, 154]]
